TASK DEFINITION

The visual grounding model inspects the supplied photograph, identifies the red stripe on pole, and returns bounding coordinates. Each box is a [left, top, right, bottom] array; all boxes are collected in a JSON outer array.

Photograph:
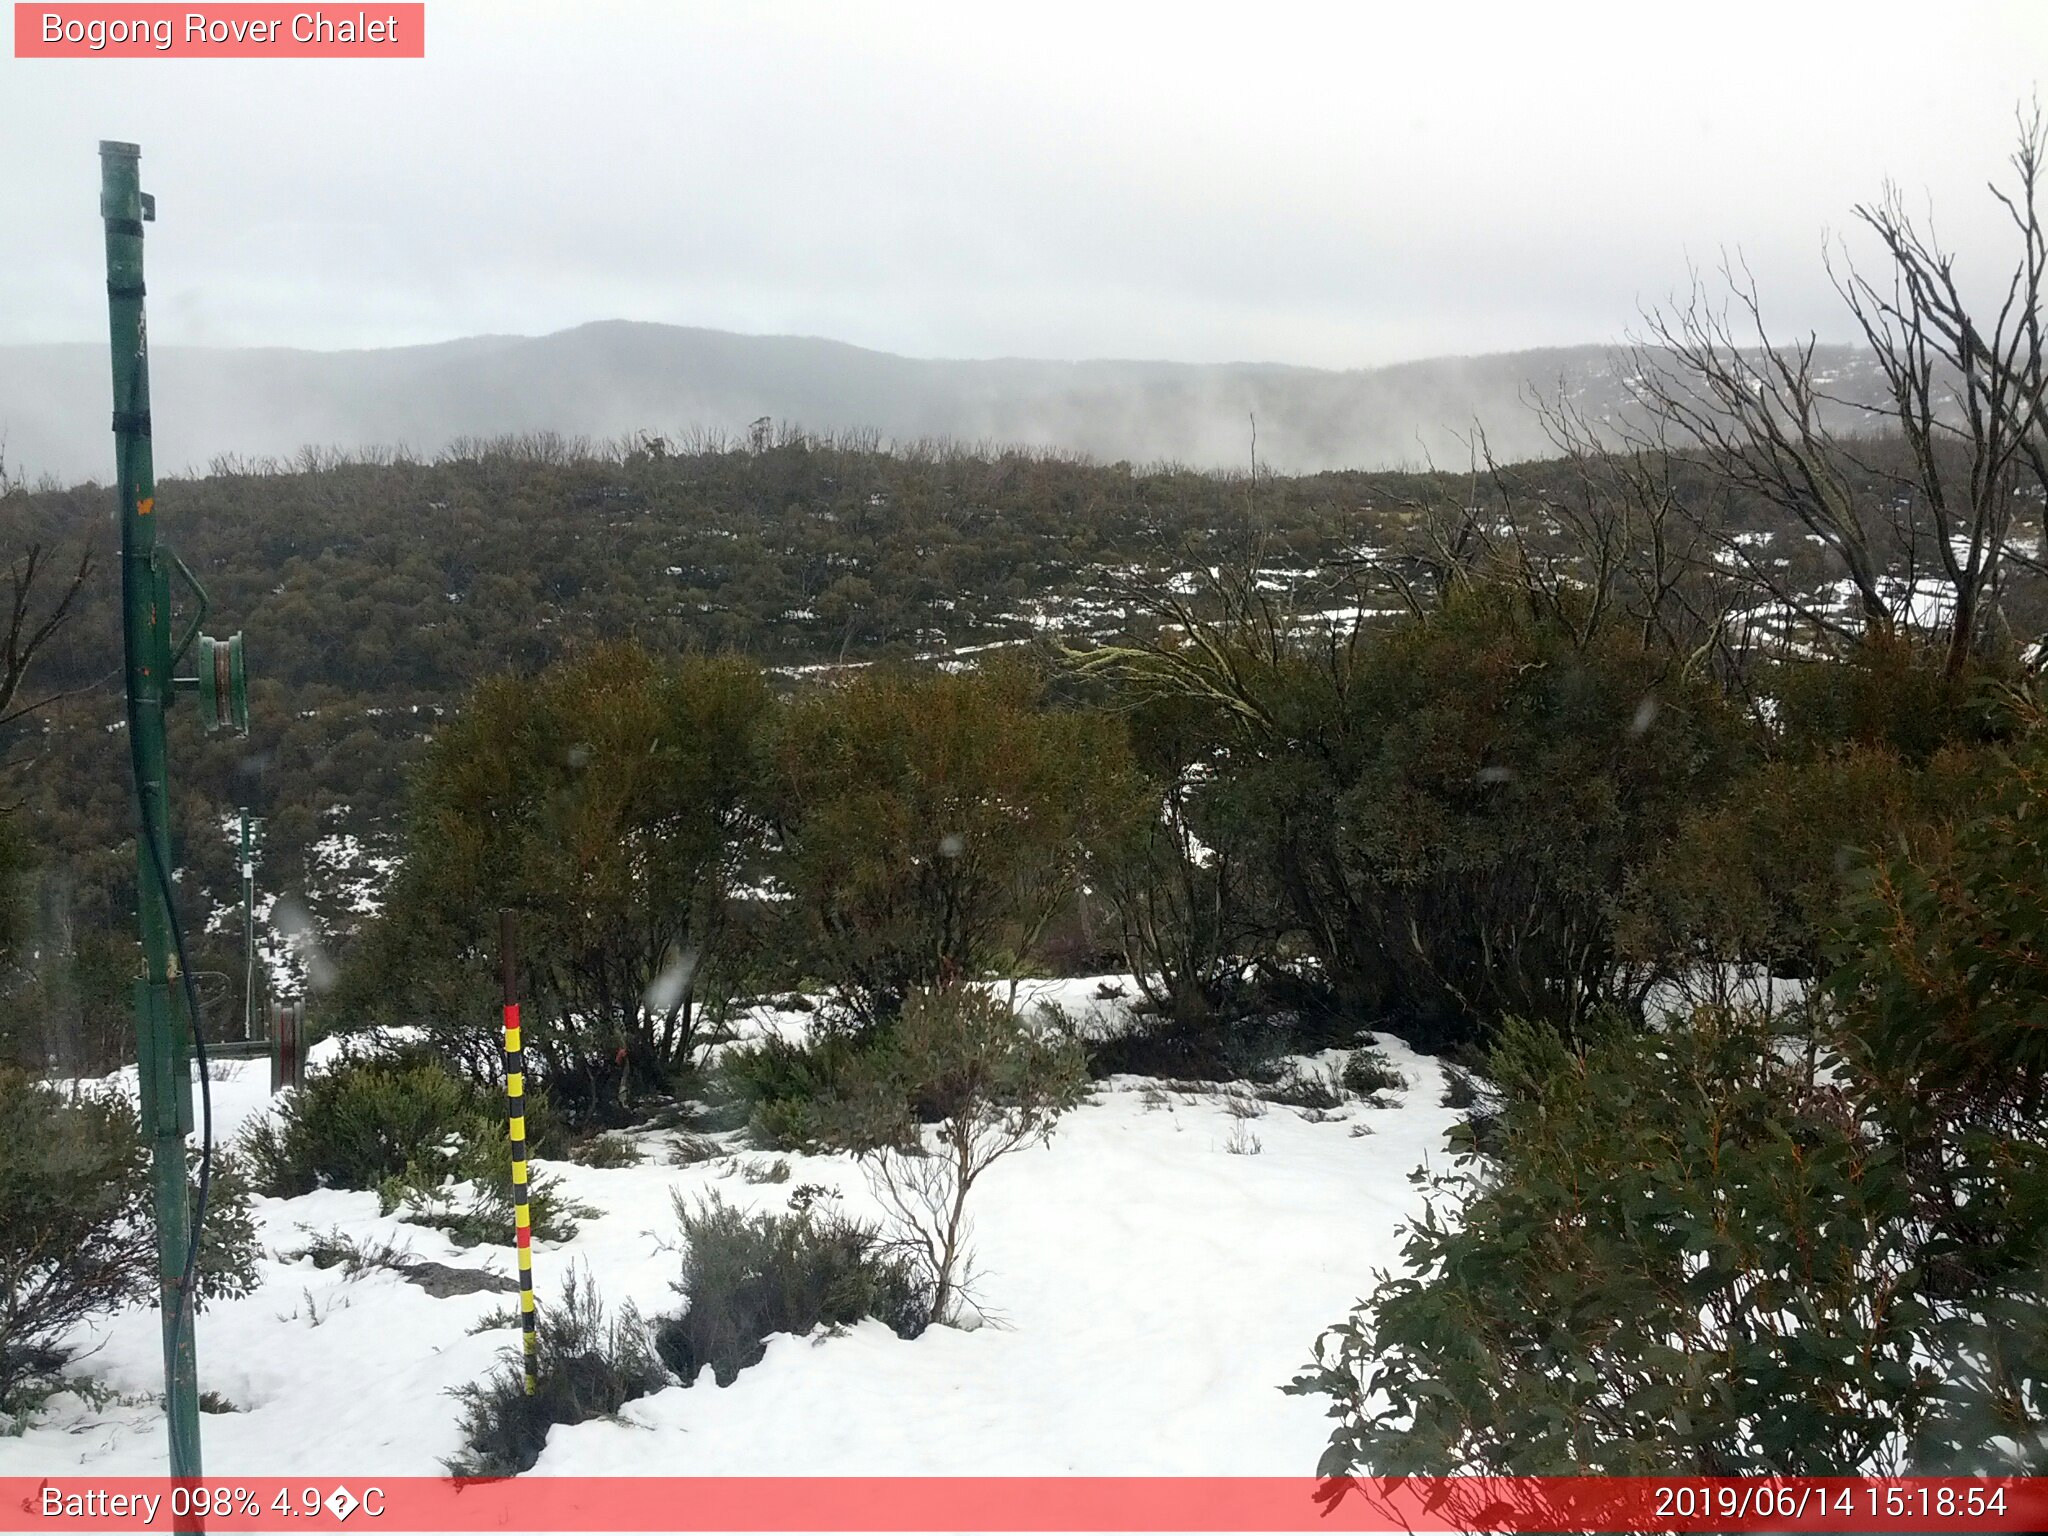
[[1, 1477, 2042, 1531], [516, 1226, 531, 1248]]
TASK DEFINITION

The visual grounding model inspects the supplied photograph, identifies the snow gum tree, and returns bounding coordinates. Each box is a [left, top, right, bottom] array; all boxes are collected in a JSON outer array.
[[1083, 578, 1750, 1050]]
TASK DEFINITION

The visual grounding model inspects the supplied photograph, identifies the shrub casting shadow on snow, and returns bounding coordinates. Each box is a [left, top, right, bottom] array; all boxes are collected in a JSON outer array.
[[655, 1192, 929, 1388], [1083, 1012, 1288, 1083], [1341, 1044, 1409, 1099], [447, 1265, 665, 1477], [0, 1069, 260, 1417], [715, 1031, 875, 1151], [1084, 1002, 1370, 1087], [243, 1041, 582, 1244], [241, 1041, 535, 1196]]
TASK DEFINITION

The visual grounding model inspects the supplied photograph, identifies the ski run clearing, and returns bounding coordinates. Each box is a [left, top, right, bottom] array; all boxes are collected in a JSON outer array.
[[0, 978, 1464, 1478]]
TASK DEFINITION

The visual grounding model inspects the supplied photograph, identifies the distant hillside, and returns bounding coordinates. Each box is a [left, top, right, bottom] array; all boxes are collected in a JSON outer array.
[[0, 322, 1888, 487]]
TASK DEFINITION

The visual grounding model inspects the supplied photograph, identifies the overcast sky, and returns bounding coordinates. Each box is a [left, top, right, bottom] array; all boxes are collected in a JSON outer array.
[[2, 0, 2042, 368]]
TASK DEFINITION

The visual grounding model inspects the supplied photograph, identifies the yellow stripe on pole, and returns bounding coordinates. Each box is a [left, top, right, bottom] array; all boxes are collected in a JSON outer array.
[[500, 912, 538, 1399]]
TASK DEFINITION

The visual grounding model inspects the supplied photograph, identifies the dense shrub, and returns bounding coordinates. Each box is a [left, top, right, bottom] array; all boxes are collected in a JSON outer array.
[[1437, 1065, 1481, 1110], [1289, 1011, 1945, 1474], [1615, 743, 1985, 985], [1258, 1062, 1345, 1111], [376, 1124, 582, 1246], [1772, 635, 2020, 765], [240, 1045, 489, 1197], [449, 1265, 665, 1477], [1829, 729, 2048, 1329], [767, 664, 1135, 1029], [1294, 696, 2048, 1478], [561, 1134, 641, 1169], [714, 1032, 875, 1152], [1092, 582, 1751, 1050], [0, 1073, 259, 1414], [1832, 734, 2048, 1137], [654, 1194, 928, 1387], [1339, 1044, 1406, 1098], [1082, 1008, 1301, 1083], [241, 1045, 576, 1241]]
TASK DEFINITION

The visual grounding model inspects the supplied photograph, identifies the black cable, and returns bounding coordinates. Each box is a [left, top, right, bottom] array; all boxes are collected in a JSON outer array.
[[114, 372, 213, 1416]]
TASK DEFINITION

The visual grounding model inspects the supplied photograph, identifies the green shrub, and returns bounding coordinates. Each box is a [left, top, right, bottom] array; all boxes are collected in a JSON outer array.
[[1825, 730, 2048, 1354], [768, 663, 1135, 1028], [244, 1044, 581, 1242], [668, 1133, 723, 1166], [278, 1228, 413, 1279], [1288, 1011, 1944, 1475], [376, 1143, 583, 1247], [1083, 1010, 1293, 1083], [1615, 743, 1985, 984], [654, 1194, 928, 1388], [562, 1134, 641, 1169], [1340, 1045, 1407, 1098], [240, 1047, 483, 1197], [1259, 1062, 1345, 1110], [1833, 736, 2048, 1139], [191, 1149, 261, 1299], [0, 1073, 259, 1415], [1438, 1065, 1481, 1110], [449, 1265, 665, 1477], [1088, 580, 1751, 1050], [1091, 692, 1261, 1031], [715, 1032, 872, 1151], [1773, 634, 2018, 764]]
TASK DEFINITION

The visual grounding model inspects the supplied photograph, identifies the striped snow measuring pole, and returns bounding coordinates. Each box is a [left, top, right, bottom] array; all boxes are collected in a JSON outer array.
[[500, 909, 539, 1394]]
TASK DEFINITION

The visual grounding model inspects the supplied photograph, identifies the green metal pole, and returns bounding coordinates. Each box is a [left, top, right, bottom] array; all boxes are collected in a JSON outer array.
[[240, 809, 255, 1041], [101, 139, 203, 1487]]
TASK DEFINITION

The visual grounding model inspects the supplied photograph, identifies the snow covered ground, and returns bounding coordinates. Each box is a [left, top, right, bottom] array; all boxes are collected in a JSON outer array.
[[0, 978, 1461, 1479]]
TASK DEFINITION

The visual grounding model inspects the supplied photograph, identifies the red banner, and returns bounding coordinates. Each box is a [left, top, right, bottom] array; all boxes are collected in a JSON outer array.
[[12, 4, 424, 58], [1, 1477, 2042, 1532]]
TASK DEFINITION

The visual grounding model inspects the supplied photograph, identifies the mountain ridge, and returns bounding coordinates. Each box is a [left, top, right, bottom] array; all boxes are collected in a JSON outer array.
[[0, 321, 1881, 487]]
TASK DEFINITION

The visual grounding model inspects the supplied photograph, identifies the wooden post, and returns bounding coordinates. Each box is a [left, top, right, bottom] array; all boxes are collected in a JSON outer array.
[[270, 999, 304, 1094]]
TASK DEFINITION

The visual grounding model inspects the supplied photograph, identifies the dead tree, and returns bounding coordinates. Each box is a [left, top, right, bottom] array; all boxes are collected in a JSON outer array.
[[0, 538, 95, 736], [1634, 105, 2048, 676], [1632, 264, 1892, 648], [1828, 103, 2048, 674]]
